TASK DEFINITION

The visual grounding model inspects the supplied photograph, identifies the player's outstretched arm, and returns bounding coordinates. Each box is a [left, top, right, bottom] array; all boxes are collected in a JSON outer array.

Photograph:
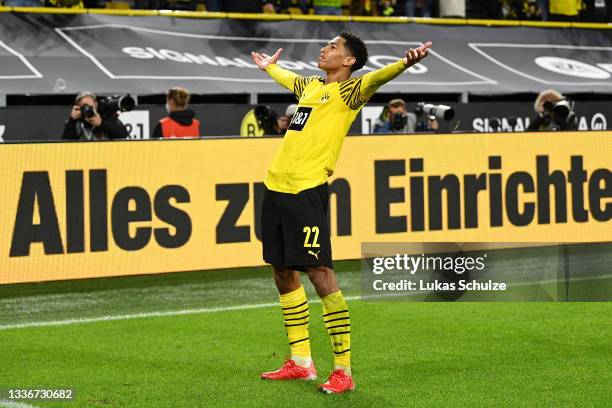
[[358, 41, 432, 102], [251, 48, 299, 93]]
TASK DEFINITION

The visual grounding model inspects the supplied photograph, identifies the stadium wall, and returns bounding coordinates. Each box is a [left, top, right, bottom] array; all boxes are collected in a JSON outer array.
[[0, 102, 611, 141], [1, 131, 610, 284]]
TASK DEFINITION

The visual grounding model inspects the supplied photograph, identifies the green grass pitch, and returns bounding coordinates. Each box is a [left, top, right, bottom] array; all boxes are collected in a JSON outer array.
[[0, 252, 611, 407]]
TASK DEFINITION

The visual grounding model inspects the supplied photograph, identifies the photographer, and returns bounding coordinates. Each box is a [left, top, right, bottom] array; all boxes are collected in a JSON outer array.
[[527, 89, 577, 131], [373, 99, 417, 134], [276, 104, 298, 135], [255, 104, 283, 135], [62, 92, 129, 141]]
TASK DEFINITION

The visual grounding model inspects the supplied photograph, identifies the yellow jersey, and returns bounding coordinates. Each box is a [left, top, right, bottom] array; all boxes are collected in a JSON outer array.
[[264, 59, 408, 194]]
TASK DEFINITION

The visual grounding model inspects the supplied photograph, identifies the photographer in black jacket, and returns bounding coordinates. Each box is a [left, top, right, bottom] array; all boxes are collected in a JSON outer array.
[[527, 89, 577, 132], [62, 92, 129, 141]]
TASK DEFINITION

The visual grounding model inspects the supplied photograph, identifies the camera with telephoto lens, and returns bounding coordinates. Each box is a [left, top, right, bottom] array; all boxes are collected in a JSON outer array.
[[542, 99, 576, 131], [98, 95, 136, 116], [79, 94, 135, 122], [415, 102, 455, 121], [542, 99, 574, 121]]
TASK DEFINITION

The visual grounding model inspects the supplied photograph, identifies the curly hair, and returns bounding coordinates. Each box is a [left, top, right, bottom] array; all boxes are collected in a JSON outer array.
[[534, 89, 563, 113], [339, 32, 368, 72]]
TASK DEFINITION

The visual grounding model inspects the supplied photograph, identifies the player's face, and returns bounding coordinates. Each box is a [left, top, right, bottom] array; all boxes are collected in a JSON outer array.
[[318, 36, 355, 72]]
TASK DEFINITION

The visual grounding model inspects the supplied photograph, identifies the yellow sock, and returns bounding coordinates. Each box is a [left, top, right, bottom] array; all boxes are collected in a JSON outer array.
[[321, 290, 351, 370], [279, 285, 311, 360]]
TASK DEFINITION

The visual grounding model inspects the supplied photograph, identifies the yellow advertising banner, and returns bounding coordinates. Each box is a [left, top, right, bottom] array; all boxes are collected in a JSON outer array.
[[1, 131, 610, 284]]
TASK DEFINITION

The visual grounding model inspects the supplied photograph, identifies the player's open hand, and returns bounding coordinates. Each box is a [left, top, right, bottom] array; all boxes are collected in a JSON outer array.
[[251, 48, 283, 71], [403, 41, 432, 67]]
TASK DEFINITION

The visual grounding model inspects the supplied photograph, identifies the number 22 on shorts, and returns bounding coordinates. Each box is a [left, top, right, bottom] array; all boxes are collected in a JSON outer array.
[[303, 226, 320, 248]]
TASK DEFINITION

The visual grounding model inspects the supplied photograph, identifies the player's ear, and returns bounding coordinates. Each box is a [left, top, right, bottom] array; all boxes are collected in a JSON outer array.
[[343, 55, 356, 69]]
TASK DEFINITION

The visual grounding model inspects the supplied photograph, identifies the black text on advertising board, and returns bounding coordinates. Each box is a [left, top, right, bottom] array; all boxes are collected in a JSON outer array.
[[9, 170, 192, 257], [374, 155, 611, 233]]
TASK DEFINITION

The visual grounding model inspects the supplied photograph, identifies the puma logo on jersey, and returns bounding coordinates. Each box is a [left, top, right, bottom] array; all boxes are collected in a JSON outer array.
[[308, 250, 320, 260], [320, 92, 330, 103]]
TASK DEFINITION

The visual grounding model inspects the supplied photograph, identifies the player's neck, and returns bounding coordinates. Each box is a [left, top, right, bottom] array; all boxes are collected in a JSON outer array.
[[325, 69, 351, 85]]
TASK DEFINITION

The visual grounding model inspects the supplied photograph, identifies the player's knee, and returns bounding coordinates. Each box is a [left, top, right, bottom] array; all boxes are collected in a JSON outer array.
[[273, 266, 300, 288], [305, 266, 337, 294]]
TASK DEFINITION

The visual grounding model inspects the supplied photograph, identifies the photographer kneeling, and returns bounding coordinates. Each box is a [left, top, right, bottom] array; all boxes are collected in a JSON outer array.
[[373, 99, 417, 134], [62, 92, 129, 141], [527, 89, 577, 132]]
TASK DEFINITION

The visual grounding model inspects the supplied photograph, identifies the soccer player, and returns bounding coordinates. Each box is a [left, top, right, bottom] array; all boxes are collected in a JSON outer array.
[[252, 32, 431, 394]]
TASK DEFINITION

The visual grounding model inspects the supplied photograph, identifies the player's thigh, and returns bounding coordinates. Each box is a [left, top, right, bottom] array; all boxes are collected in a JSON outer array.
[[279, 184, 333, 268], [261, 187, 284, 264]]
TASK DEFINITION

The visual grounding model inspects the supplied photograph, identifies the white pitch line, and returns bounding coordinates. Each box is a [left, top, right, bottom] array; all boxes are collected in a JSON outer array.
[[1, 274, 610, 332], [0, 399, 41, 408], [0, 302, 278, 331], [0, 295, 358, 332]]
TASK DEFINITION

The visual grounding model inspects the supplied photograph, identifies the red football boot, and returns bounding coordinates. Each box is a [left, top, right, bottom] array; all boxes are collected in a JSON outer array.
[[319, 369, 355, 394], [261, 359, 317, 381]]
